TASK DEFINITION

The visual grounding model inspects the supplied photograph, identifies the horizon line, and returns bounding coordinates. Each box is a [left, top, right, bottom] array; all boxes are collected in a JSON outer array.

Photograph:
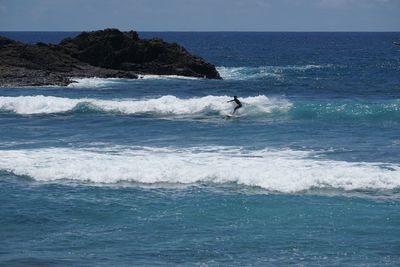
[[0, 30, 399, 33]]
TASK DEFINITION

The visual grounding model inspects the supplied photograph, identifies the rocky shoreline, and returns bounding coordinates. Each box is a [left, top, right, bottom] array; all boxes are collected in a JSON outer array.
[[0, 29, 221, 87]]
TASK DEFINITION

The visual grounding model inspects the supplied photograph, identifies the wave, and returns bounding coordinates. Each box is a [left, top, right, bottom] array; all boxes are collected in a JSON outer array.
[[68, 77, 128, 88], [68, 75, 202, 88], [137, 74, 203, 80], [0, 146, 399, 193], [0, 95, 291, 116], [1, 95, 400, 121], [217, 65, 330, 80], [54, 65, 331, 87]]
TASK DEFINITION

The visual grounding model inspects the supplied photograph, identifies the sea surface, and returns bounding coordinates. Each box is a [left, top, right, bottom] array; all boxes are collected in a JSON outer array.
[[1, 32, 400, 266]]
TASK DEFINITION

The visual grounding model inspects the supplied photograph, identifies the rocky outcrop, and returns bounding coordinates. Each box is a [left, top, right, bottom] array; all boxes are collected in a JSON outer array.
[[0, 29, 221, 86]]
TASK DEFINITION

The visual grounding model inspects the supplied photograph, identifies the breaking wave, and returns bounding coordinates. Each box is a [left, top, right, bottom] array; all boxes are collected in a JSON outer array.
[[0, 95, 291, 116], [1, 95, 399, 121], [0, 146, 399, 193]]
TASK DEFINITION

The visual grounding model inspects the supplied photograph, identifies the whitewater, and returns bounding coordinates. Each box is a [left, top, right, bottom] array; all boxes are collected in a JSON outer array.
[[1, 146, 399, 193], [2, 94, 400, 121], [0, 94, 291, 116]]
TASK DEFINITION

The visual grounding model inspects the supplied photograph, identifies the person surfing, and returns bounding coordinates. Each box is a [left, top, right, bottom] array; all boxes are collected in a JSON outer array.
[[227, 96, 242, 115]]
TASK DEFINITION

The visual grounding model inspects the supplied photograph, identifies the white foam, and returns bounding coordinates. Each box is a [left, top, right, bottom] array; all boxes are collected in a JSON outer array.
[[68, 77, 127, 88], [217, 67, 282, 80], [0, 95, 292, 116], [68, 75, 202, 87], [0, 146, 399, 193], [217, 65, 330, 80], [137, 74, 203, 80], [0, 95, 80, 114]]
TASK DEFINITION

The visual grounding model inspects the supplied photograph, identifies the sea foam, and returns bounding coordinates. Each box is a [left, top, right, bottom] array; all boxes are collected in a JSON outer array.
[[68, 75, 201, 88], [137, 74, 203, 80], [64, 65, 330, 86], [68, 77, 127, 88], [0, 95, 291, 116], [0, 146, 399, 193], [1, 95, 400, 121]]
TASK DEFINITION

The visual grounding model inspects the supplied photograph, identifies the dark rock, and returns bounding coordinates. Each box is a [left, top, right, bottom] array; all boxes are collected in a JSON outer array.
[[0, 36, 18, 46], [0, 28, 221, 87], [59, 28, 221, 79]]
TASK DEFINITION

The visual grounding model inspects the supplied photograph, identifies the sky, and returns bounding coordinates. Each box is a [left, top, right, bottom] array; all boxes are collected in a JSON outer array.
[[0, 0, 399, 31]]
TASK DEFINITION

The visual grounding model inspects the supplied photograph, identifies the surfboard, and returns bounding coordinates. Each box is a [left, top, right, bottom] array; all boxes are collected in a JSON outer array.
[[225, 114, 239, 119]]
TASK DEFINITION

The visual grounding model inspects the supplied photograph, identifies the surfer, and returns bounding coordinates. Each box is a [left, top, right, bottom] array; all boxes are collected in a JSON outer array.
[[227, 96, 242, 114]]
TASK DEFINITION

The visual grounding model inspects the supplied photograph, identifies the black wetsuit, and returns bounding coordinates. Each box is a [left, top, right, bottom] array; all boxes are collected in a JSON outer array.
[[228, 97, 242, 114]]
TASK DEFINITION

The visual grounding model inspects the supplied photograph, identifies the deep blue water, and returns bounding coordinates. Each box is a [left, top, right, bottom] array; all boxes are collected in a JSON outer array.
[[1, 32, 400, 266]]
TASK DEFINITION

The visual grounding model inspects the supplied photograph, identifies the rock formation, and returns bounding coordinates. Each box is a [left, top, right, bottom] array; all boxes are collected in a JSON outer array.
[[0, 29, 221, 86]]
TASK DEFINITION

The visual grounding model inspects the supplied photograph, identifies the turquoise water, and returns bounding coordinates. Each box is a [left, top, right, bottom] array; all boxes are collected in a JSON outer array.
[[0, 32, 400, 266]]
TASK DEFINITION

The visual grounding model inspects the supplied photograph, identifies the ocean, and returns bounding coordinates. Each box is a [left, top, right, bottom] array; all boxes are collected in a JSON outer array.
[[0, 32, 400, 266]]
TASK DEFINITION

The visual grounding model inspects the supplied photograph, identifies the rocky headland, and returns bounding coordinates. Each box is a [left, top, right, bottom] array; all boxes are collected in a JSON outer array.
[[0, 29, 221, 86]]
